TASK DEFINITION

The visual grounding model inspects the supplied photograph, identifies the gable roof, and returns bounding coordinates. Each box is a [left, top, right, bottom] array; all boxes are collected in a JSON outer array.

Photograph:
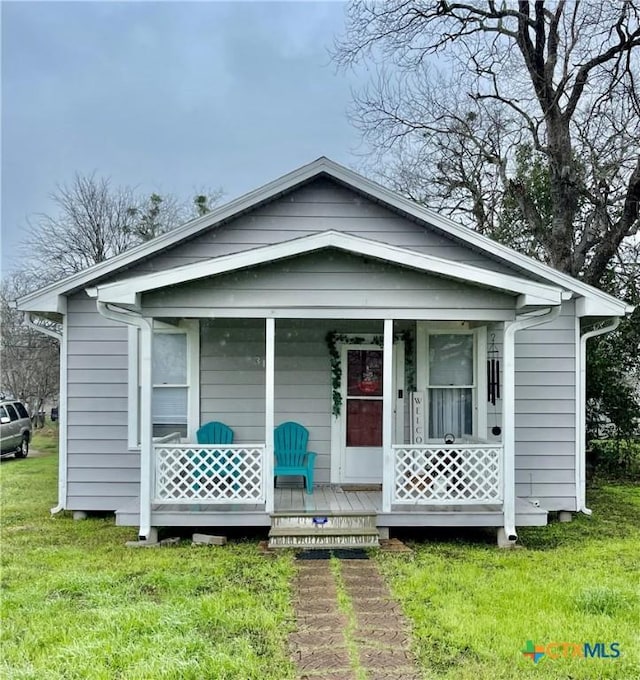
[[87, 230, 566, 309], [16, 157, 632, 316]]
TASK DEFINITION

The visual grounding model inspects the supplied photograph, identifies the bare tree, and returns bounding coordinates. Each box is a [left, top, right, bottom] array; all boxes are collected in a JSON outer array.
[[334, 0, 640, 287], [24, 174, 139, 283], [0, 275, 59, 419], [23, 174, 224, 284]]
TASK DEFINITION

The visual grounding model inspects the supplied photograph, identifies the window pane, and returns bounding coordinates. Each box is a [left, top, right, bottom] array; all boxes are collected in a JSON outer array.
[[0, 406, 8, 419], [347, 350, 383, 397], [153, 333, 187, 384], [14, 403, 28, 419], [152, 387, 187, 425], [429, 334, 473, 386], [5, 404, 19, 421], [347, 400, 383, 446], [428, 388, 472, 439], [153, 423, 188, 438]]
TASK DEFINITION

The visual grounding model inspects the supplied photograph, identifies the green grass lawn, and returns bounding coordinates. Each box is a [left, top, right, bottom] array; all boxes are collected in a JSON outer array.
[[1, 429, 297, 680], [2, 429, 639, 679], [378, 489, 640, 679]]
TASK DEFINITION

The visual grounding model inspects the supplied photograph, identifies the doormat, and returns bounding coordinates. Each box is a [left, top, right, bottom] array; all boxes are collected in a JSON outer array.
[[332, 548, 369, 560], [295, 549, 332, 560], [295, 548, 370, 561]]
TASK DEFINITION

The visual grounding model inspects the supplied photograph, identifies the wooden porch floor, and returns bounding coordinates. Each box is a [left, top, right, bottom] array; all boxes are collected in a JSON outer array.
[[275, 485, 382, 513], [149, 486, 381, 514], [147, 485, 509, 514]]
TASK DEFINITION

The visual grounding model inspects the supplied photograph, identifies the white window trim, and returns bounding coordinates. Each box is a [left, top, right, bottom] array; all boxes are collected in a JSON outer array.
[[128, 320, 199, 449], [416, 322, 487, 442]]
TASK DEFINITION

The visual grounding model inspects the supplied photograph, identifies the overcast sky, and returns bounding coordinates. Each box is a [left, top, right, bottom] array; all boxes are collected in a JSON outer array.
[[1, 1, 367, 275]]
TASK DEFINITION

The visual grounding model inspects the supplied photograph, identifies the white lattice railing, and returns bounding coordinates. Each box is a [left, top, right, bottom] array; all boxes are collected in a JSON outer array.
[[153, 444, 266, 504], [391, 444, 503, 505]]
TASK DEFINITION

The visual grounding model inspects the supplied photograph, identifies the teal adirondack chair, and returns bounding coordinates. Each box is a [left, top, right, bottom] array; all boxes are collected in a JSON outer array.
[[193, 422, 235, 492], [197, 421, 234, 445], [274, 422, 317, 494]]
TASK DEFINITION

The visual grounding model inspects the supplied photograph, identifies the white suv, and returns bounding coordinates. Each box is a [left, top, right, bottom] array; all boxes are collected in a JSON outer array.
[[0, 400, 32, 458]]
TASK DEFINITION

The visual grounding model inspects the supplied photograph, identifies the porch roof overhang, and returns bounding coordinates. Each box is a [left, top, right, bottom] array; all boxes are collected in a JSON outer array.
[[85, 230, 565, 311]]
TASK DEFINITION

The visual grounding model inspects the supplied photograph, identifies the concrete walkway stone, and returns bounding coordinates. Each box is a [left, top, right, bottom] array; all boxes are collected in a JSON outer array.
[[290, 557, 420, 680]]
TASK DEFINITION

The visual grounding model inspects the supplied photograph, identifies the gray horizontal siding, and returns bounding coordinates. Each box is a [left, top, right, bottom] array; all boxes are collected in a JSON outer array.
[[67, 482, 138, 498], [67, 411, 128, 427], [514, 301, 576, 509], [68, 468, 141, 483], [121, 178, 517, 277], [67, 439, 134, 454], [66, 291, 135, 512], [142, 251, 516, 314], [68, 397, 128, 412], [67, 383, 128, 398], [68, 355, 128, 370], [517, 440, 574, 455], [67, 497, 134, 512], [518, 455, 574, 469], [70, 453, 140, 468]]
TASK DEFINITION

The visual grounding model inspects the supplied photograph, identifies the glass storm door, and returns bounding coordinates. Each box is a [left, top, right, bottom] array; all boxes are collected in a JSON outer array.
[[341, 346, 385, 483]]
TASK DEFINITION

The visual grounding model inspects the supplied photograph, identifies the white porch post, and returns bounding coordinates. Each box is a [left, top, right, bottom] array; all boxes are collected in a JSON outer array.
[[382, 319, 394, 513], [264, 318, 275, 513], [138, 317, 154, 540], [501, 320, 517, 542]]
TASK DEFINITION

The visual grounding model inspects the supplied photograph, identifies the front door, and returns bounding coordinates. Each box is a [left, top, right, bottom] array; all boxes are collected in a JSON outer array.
[[337, 343, 403, 484]]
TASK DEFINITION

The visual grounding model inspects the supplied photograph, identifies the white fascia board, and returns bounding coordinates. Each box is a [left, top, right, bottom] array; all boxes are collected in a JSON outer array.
[[575, 296, 629, 318], [17, 293, 65, 314], [516, 292, 562, 308], [92, 230, 563, 306]]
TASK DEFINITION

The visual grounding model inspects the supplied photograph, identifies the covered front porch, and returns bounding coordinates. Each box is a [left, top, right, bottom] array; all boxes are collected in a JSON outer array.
[[89, 232, 564, 540]]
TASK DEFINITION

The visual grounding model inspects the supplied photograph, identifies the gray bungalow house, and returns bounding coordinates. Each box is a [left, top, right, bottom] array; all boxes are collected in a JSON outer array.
[[17, 158, 632, 547]]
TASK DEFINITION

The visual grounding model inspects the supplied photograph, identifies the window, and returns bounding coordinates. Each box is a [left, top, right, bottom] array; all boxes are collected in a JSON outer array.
[[152, 332, 188, 438], [5, 404, 19, 422], [417, 324, 487, 441], [427, 334, 474, 439], [128, 321, 199, 447], [14, 403, 29, 419]]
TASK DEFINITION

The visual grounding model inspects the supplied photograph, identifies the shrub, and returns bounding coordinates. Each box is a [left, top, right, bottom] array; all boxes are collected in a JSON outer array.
[[587, 439, 640, 481]]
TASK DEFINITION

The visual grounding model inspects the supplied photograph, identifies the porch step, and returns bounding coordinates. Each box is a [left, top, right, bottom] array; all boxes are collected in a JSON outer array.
[[268, 512, 380, 549], [271, 512, 377, 530]]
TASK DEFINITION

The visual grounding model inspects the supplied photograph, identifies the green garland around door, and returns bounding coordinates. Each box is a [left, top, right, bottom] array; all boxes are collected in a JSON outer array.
[[325, 329, 414, 417]]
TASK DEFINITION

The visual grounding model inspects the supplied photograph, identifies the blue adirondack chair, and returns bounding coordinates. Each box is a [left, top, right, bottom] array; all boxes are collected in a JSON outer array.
[[193, 422, 235, 490], [274, 421, 317, 494]]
